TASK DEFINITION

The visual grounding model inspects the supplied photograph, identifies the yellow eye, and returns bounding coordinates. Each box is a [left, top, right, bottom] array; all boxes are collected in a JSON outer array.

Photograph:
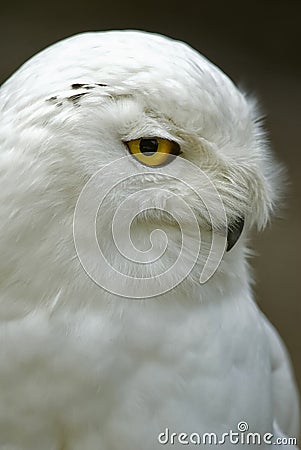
[[126, 138, 182, 167]]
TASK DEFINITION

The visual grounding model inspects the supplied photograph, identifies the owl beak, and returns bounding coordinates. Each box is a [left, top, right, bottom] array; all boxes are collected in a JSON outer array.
[[226, 217, 244, 252]]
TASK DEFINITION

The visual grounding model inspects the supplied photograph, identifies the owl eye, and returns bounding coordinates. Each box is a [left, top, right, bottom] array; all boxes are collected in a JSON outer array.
[[126, 138, 182, 167]]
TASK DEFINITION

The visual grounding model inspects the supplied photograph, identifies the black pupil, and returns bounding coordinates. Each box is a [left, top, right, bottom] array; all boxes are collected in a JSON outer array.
[[139, 139, 158, 156]]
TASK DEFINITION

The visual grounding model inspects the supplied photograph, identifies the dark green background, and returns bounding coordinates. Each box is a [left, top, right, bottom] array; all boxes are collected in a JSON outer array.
[[1, 0, 300, 404]]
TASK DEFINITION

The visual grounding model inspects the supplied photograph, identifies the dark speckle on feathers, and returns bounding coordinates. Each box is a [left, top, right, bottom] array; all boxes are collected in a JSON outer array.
[[71, 83, 108, 90], [46, 96, 58, 103], [71, 83, 85, 89], [67, 92, 88, 105], [46, 82, 108, 108], [46, 96, 63, 107]]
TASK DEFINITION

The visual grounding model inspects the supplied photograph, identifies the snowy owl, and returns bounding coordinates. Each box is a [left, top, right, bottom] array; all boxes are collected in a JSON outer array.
[[0, 30, 299, 449]]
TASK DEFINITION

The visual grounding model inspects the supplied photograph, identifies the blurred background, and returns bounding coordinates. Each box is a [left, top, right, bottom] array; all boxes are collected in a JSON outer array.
[[0, 0, 300, 408]]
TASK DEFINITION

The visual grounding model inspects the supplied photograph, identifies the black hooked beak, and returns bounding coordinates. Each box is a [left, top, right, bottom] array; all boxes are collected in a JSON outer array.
[[226, 217, 245, 252]]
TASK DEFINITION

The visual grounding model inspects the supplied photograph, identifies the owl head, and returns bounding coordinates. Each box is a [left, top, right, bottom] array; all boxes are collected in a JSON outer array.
[[0, 31, 282, 303]]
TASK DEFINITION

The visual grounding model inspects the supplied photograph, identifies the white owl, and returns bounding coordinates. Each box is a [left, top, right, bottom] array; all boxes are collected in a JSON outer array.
[[0, 31, 299, 449]]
